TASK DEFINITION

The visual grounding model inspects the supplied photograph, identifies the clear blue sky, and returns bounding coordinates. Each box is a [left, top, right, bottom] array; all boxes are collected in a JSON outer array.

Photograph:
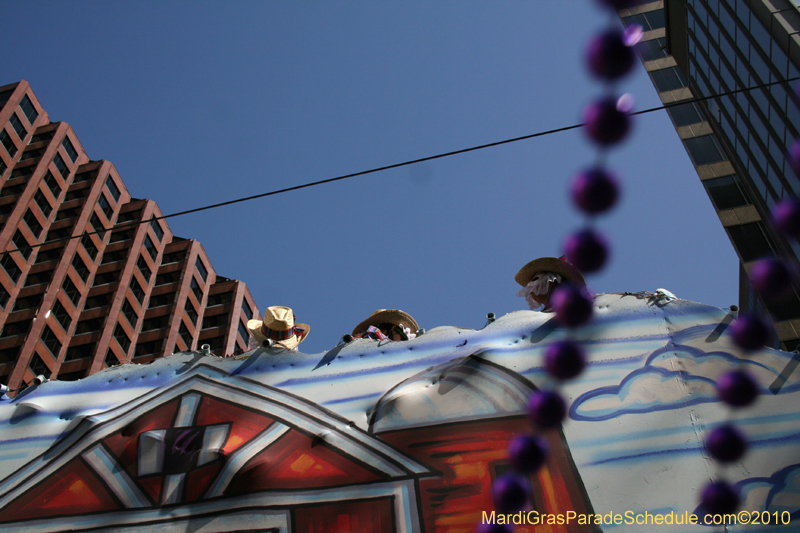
[[2, 2, 740, 354]]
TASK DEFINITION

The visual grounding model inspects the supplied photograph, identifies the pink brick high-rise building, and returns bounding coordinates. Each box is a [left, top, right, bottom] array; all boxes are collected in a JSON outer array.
[[0, 80, 259, 390]]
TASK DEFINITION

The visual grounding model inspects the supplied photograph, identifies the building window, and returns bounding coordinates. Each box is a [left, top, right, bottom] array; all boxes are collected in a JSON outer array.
[[81, 234, 98, 261], [704, 175, 750, 210], [238, 320, 249, 344], [101, 249, 127, 264], [149, 293, 174, 308], [179, 322, 193, 350], [0, 182, 25, 198], [53, 153, 68, 179], [8, 114, 25, 140], [667, 101, 704, 127], [73, 169, 97, 183], [1, 255, 22, 284], [20, 95, 38, 125], [24, 269, 53, 287], [109, 229, 132, 243], [104, 350, 119, 368], [621, 9, 665, 31], [65, 342, 95, 361], [134, 341, 160, 359], [155, 271, 179, 286], [650, 67, 688, 93], [0, 159, 6, 178], [23, 209, 43, 239], [97, 193, 113, 219], [0, 319, 32, 339], [202, 314, 227, 330], [684, 135, 726, 166], [84, 293, 110, 309], [75, 318, 103, 335], [62, 137, 78, 163], [143, 235, 157, 261], [41, 325, 62, 358], [34, 189, 52, 218], [57, 369, 86, 381], [12, 230, 31, 260], [92, 270, 118, 287], [72, 254, 89, 283], [636, 37, 668, 62], [242, 300, 253, 320], [185, 299, 198, 324], [191, 277, 203, 301], [150, 217, 164, 241], [121, 298, 137, 327], [162, 250, 186, 264], [0, 129, 16, 158], [43, 171, 61, 199], [0, 89, 12, 107], [0, 284, 8, 309], [90, 213, 107, 239], [728, 223, 774, 263], [207, 292, 231, 307], [137, 255, 151, 283], [62, 277, 80, 306], [195, 258, 208, 282], [51, 300, 71, 332], [117, 209, 141, 224], [141, 316, 166, 332], [12, 296, 41, 315], [130, 276, 145, 304], [29, 354, 51, 380], [114, 324, 131, 353], [106, 176, 120, 202]]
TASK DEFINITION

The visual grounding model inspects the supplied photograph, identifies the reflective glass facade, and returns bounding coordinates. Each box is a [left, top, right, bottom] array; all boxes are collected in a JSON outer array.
[[622, 0, 800, 350]]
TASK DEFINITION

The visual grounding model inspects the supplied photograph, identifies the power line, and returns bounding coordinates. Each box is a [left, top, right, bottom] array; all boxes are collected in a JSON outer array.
[[3, 75, 799, 258]]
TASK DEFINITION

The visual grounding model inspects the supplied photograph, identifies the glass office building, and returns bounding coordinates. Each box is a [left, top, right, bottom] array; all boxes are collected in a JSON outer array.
[[619, 0, 800, 350]]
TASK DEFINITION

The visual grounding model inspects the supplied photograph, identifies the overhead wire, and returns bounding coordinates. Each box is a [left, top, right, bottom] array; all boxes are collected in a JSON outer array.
[[2, 74, 799, 258]]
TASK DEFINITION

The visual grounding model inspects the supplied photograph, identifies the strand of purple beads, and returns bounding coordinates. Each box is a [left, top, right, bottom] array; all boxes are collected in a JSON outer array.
[[478, 2, 637, 531]]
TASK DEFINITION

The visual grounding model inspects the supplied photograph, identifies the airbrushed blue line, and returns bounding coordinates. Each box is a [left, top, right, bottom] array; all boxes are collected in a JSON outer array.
[[322, 392, 384, 405], [584, 430, 800, 467], [569, 340, 796, 421]]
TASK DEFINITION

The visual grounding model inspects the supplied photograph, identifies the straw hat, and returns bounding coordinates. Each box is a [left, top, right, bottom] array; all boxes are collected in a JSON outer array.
[[247, 306, 310, 350], [515, 256, 586, 288], [352, 309, 419, 336]]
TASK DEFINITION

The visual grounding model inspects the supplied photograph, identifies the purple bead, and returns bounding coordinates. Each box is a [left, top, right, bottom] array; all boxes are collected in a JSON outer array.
[[583, 96, 632, 147], [701, 481, 740, 515], [492, 474, 528, 513], [563, 229, 609, 273], [476, 524, 513, 533], [772, 198, 800, 240], [750, 258, 793, 301], [570, 168, 620, 215], [717, 370, 759, 408], [586, 30, 635, 81], [545, 340, 586, 380], [551, 284, 593, 327], [705, 425, 747, 463], [508, 435, 549, 474], [729, 314, 770, 352], [789, 139, 800, 177], [527, 390, 566, 428]]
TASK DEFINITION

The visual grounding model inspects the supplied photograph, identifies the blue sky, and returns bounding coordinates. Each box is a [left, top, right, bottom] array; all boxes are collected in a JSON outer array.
[[1, 2, 740, 354]]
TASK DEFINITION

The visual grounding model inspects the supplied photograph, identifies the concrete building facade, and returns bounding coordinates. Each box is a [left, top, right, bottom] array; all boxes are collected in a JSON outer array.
[[620, 0, 800, 351], [0, 81, 259, 390]]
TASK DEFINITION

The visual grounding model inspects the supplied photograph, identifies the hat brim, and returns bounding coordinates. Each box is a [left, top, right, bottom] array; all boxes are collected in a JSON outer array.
[[247, 319, 310, 350], [352, 310, 419, 336], [515, 257, 586, 288]]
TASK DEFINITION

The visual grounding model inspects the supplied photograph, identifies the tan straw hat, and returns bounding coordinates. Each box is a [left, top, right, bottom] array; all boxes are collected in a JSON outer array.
[[352, 309, 420, 336], [515, 256, 586, 288], [247, 306, 310, 350]]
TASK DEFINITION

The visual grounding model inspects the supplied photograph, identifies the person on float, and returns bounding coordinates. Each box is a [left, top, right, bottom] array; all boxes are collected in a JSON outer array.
[[247, 305, 310, 351], [351, 309, 420, 341], [515, 256, 586, 311]]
